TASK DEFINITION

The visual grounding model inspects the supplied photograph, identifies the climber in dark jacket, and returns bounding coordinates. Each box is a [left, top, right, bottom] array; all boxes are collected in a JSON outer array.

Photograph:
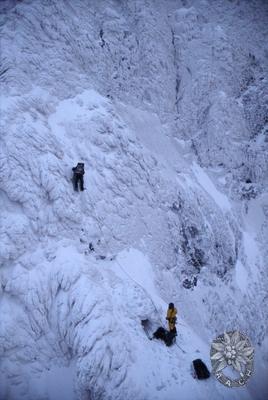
[[72, 162, 85, 191]]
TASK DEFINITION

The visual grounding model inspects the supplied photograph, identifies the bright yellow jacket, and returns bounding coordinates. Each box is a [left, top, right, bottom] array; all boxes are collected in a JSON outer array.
[[166, 307, 177, 331]]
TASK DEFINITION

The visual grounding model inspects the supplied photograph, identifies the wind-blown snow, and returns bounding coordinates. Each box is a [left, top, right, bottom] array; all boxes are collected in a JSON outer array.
[[0, 1, 267, 400], [192, 162, 231, 211]]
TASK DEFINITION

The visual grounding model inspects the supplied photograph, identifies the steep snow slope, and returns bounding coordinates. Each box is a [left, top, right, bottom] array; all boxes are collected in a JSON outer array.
[[0, 1, 267, 400]]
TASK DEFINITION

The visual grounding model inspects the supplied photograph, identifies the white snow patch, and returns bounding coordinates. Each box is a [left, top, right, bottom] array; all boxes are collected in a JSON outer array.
[[242, 232, 261, 280], [116, 248, 158, 297], [30, 365, 76, 400], [192, 162, 231, 211], [245, 195, 267, 236], [116, 102, 183, 173], [235, 260, 249, 292]]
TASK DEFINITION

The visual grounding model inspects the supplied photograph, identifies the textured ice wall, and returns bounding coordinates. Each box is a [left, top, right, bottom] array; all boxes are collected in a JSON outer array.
[[0, 1, 268, 399]]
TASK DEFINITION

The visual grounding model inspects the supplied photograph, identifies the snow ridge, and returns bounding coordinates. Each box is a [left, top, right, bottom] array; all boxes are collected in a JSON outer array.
[[0, 1, 267, 399]]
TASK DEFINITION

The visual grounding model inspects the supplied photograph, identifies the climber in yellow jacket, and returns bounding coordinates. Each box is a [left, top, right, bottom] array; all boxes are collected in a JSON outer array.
[[166, 302, 177, 335]]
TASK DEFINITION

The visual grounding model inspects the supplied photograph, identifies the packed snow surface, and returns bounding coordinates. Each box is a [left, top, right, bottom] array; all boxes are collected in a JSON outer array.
[[0, 1, 267, 399]]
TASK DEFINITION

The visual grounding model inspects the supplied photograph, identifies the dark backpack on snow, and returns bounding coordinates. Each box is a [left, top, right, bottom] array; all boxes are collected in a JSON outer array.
[[153, 327, 176, 347], [192, 359, 210, 380]]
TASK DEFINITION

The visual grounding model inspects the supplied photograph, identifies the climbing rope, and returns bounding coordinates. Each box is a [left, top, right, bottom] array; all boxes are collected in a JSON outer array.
[[87, 196, 163, 321], [87, 195, 185, 353]]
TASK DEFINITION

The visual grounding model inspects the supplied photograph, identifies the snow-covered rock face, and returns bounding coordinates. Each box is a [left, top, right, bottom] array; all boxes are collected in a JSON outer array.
[[0, 1, 267, 399], [172, 1, 268, 186]]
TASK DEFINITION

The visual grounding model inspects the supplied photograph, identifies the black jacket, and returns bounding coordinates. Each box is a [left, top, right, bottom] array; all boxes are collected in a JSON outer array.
[[72, 163, 85, 175]]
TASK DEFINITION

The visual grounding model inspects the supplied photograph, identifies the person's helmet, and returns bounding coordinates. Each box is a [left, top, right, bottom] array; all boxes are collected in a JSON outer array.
[[169, 302, 174, 309]]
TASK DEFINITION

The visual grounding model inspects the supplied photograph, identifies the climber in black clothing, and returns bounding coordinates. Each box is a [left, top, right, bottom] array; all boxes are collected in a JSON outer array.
[[72, 162, 85, 191]]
